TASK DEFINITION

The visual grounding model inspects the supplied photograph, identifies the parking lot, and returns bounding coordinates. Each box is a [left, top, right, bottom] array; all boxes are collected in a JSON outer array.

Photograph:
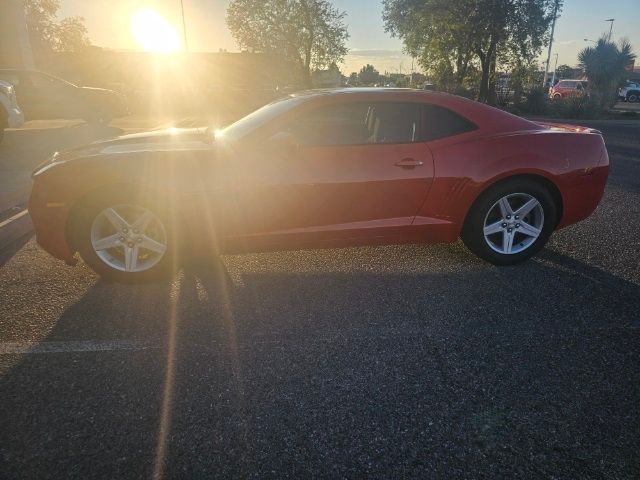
[[0, 118, 639, 478]]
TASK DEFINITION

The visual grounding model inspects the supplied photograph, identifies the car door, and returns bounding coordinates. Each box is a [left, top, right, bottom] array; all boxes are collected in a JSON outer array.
[[221, 100, 435, 247]]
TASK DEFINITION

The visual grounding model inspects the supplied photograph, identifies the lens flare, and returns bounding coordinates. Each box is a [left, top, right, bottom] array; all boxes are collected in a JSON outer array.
[[131, 9, 181, 53]]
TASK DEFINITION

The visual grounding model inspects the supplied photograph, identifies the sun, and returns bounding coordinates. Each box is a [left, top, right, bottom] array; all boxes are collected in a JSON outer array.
[[131, 9, 181, 53]]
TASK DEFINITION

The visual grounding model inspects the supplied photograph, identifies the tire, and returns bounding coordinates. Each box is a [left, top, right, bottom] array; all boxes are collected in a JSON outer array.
[[553, 93, 562, 100], [627, 92, 639, 103], [461, 179, 557, 266], [73, 191, 175, 283]]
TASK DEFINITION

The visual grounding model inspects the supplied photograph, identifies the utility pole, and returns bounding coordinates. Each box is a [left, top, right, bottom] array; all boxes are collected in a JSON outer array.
[[605, 18, 614, 41], [542, 0, 561, 87], [550, 53, 559, 85], [180, 0, 189, 51]]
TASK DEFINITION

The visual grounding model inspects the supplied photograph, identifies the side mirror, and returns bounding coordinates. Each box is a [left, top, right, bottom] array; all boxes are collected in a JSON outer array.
[[267, 131, 299, 152]]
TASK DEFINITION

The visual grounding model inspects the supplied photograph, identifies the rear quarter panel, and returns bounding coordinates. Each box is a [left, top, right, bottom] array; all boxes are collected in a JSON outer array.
[[420, 129, 608, 235]]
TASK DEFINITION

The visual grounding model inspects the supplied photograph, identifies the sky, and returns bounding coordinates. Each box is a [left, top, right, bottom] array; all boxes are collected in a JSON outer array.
[[59, 0, 640, 75]]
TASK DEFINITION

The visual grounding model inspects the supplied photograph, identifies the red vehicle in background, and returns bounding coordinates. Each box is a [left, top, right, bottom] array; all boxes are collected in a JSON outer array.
[[549, 80, 588, 99]]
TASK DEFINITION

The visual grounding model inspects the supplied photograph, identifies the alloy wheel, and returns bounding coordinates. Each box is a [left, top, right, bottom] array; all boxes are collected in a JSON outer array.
[[482, 193, 544, 255], [90, 204, 167, 272]]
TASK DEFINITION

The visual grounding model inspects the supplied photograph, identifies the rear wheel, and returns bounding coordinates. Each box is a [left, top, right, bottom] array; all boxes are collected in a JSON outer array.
[[75, 194, 174, 282], [461, 179, 557, 265]]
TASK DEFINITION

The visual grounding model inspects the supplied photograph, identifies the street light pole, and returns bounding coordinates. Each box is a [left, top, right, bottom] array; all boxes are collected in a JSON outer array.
[[542, 0, 561, 87], [180, 0, 189, 51], [605, 18, 614, 41]]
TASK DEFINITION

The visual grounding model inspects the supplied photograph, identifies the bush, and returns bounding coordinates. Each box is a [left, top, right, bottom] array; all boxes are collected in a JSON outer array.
[[548, 95, 601, 119], [451, 85, 475, 99], [522, 87, 549, 115]]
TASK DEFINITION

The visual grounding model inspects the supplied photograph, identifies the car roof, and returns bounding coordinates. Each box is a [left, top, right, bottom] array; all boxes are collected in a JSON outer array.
[[284, 87, 539, 136], [289, 87, 445, 97]]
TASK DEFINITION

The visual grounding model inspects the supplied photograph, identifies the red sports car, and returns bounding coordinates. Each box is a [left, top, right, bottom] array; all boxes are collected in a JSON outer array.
[[29, 89, 609, 282]]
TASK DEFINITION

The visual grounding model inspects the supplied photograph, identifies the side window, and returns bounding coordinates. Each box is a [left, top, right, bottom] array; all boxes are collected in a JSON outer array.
[[420, 104, 477, 142], [557, 81, 568, 88], [288, 102, 420, 146]]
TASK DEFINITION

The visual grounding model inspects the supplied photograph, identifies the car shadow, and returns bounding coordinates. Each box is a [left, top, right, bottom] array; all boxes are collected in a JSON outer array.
[[0, 245, 639, 477]]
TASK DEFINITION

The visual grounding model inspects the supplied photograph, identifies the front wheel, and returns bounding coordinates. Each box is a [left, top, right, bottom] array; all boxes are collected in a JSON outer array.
[[75, 195, 174, 282], [627, 93, 639, 103], [461, 180, 557, 265]]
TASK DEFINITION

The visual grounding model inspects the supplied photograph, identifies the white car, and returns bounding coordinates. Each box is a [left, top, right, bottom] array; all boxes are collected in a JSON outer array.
[[0, 79, 24, 142], [618, 81, 640, 103]]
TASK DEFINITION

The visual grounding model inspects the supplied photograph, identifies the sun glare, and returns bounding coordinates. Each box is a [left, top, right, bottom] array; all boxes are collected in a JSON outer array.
[[131, 9, 181, 53]]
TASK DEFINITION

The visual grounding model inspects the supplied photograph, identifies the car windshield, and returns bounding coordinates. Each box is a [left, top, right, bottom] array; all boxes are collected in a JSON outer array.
[[217, 95, 308, 141]]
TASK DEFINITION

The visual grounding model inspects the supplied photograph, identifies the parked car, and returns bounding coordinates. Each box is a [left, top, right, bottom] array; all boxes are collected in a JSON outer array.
[[0, 79, 24, 142], [549, 80, 588, 99], [0, 69, 128, 125], [618, 81, 640, 102], [29, 88, 609, 282]]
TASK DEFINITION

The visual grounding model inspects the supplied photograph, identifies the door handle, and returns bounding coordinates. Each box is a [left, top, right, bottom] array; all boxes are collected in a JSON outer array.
[[395, 158, 424, 168]]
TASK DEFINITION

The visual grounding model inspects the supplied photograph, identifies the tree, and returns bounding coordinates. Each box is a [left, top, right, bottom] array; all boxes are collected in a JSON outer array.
[[383, 0, 558, 104], [227, 0, 349, 88], [358, 64, 380, 85], [578, 36, 636, 109], [25, 0, 90, 62], [555, 64, 575, 79]]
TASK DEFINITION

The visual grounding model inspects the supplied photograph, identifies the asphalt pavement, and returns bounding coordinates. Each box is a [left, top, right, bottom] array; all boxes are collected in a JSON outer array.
[[0, 119, 639, 479]]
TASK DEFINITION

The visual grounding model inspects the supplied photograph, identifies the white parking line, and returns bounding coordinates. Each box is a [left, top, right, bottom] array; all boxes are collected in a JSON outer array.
[[0, 209, 29, 229], [0, 339, 159, 355]]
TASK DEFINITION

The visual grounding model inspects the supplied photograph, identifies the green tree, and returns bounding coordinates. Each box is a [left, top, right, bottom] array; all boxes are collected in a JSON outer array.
[[578, 36, 636, 109], [358, 64, 380, 85], [555, 64, 575, 79], [227, 0, 349, 88], [383, 0, 558, 104], [25, 0, 90, 62]]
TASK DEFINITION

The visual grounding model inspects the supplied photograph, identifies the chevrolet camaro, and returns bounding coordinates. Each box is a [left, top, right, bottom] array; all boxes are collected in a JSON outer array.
[[29, 89, 609, 282]]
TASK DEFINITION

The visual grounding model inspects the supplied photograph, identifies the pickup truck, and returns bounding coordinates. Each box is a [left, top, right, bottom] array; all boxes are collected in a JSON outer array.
[[618, 81, 640, 102]]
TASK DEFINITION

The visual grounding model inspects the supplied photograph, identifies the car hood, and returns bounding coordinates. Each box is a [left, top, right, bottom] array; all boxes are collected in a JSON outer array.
[[55, 127, 213, 160]]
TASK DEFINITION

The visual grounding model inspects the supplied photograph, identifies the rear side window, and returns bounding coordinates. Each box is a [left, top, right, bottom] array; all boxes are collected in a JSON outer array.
[[288, 102, 420, 146], [420, 104, 477, 141]]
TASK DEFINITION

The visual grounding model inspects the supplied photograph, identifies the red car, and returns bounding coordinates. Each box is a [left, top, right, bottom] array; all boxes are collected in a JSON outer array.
[[549, 79, 588, 99], [29, 89, 609, 282]]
